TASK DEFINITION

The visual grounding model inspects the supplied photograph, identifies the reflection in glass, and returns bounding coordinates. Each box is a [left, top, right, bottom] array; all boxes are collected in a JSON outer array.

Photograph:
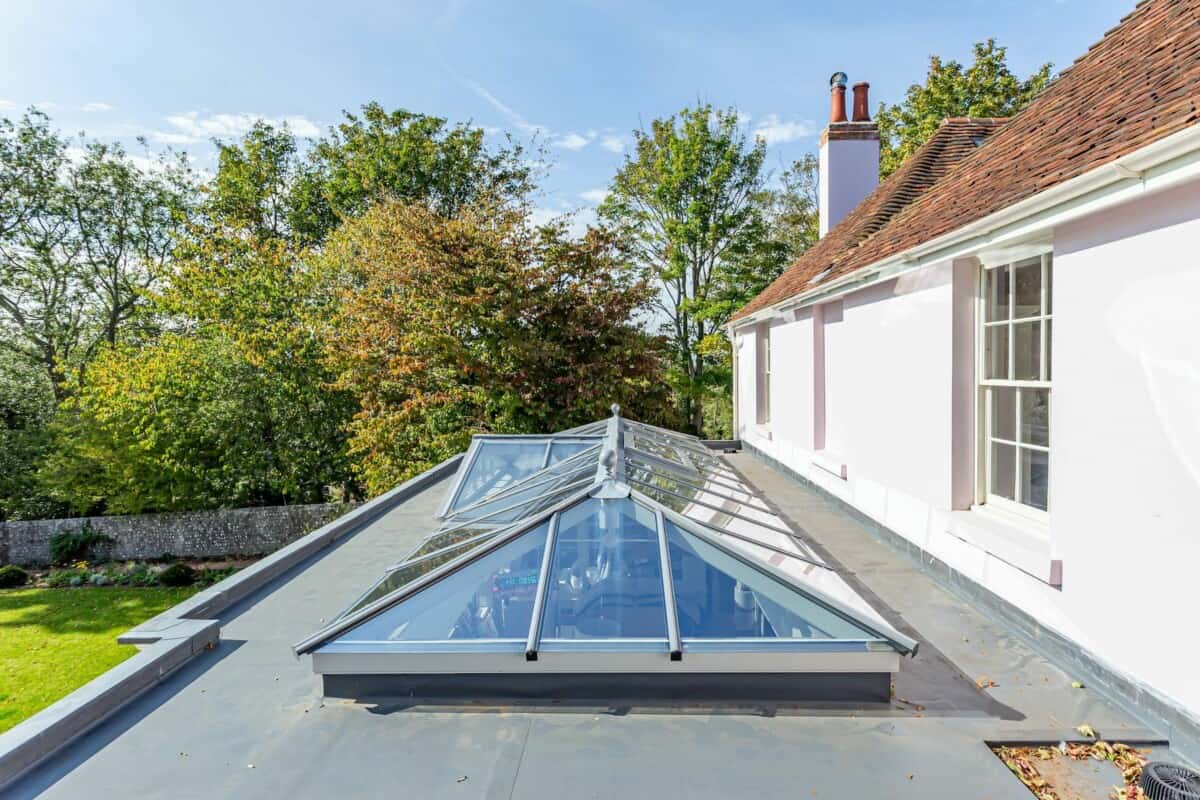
[[341, 522, 550, 641], [665, 521, 872, 640], [991, 442, 1016, 501], [1020, 449, 1049, 511], [986, 326, 1009, 380], [347, 534, 499, 616], [991, 387, 1016, 441], [454, 441, 548, 509], [1020, 389, 1049, 447], [986, 266, 1009, 322], [1013, 257, 1042, 319], [1013, 321, 1040, 380], [540, 499, 668, 639]]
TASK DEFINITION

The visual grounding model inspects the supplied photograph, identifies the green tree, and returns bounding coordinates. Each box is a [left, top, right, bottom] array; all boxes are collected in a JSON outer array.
[[0, 110, 195, 399], [322, 199, 674, 495], [0, 351, 62, 520], [877, 39, 1053, 177], [599, 104, 785, 435]]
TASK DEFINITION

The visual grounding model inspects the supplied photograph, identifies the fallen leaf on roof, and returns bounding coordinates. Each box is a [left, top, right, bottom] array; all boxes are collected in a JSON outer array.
[[976, 675, 998, 689], [1076, 724, 1097, 738], [1071, 680, 1085, 689]]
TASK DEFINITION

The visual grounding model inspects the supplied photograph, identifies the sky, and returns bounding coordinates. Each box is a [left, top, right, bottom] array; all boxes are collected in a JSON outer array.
[[0, 0, 1137, 228]]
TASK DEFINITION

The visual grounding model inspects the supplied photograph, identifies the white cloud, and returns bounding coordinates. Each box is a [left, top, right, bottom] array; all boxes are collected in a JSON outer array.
[[530, 207, 560, 227], [34, 100, 58, 111], [554, 132, 591, 151], [0, 99, 15, 111], [736, 110, 753, 126], [81, 101, 114, 112], [752, 114, 817, 145], [152, 111, 321, 144], [599, 134, 626, 153], [579, 188, 609, 204]]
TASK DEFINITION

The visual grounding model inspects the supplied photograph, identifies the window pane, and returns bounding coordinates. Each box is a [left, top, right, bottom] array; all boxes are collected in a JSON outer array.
[[340, 522, 550, 641], [665, 521, 874, 639], [991, 387, 1016, 441], [990, 442, 1016, 501], [1013, 257, 1042, 319], [454, 442, 548, 509], [985, 266, 1009, 322], [345, 535, 499, 616], [1020, 389, 1050, 447], [540, 498, 668, 639], [986, 325, 1010, 380], [1013, 321, 1041, 381], [1045, 319, 1052, 381], [548, 441, 594, 465], [1045, 257, 1053, 314], [1019, 449, 1049, 511]]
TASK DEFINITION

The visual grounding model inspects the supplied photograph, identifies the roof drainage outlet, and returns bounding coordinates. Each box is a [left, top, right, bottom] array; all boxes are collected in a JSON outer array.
[[1140, 763, 1200, 800]]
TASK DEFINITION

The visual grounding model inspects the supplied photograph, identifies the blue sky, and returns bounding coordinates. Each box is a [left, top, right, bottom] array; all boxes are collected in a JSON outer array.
[[1, 0, 1135, 226]]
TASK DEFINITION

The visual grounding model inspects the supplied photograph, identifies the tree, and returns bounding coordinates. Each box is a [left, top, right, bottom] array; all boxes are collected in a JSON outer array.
[[877, 39, 1053, 177], [0, 110, 194, 399], [0, 350, 62, 520], [599, 104, 784, 435], [321, 199, 674, 495]]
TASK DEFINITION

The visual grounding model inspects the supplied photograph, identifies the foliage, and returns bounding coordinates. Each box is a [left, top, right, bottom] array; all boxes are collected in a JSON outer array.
[[322, 199, 675, 494], [0, 350, 63, 520], [877, 40, 1053, 177], [0, 565, 28, 588], [48, 524, 114, 564], [156, 562, 197, 586], [0, 586, 200, 732], [600, 104, 791, 434], [0, 110, 196, 399]]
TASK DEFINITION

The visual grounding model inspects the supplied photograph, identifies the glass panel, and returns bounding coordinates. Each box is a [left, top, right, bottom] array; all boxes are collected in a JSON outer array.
[[1020, 449, 1049, 511], [991, 387, 1016, 442], [1045, 319, 1052, 381], [443, 464, 593, 525], [631, 433, 691, 467], [540, 498, 668, 639], [339, 522, 550, 641], [1045, 257, 1053, 314], [1013, 257, 1042, 319], [548, 441, 594, 465], [1020, 389, 1050, 447], [453, 441, 549, 510], [985, 266, 1009, 322], [665, 521, 874, 640], [1013, 321, 1040, 381], [986, 325, 1009, 380], [990, 442, 1016, 501], [346, 534, 500, 616], [408, 526, 494, 561]]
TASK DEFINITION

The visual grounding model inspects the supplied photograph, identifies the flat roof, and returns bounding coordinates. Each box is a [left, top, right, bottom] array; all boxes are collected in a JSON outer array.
[[5, 452, 1186, 798]]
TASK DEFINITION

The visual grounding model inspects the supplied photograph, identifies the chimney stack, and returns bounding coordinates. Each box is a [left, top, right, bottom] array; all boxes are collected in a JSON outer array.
[[818, 72, 880, 238]]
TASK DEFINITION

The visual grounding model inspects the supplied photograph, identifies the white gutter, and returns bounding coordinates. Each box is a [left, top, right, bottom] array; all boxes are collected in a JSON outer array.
[[729, 121, 1200, 328]]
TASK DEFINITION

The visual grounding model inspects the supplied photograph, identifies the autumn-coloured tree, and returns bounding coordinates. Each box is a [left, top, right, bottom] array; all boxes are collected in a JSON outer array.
[[322, 199, 675, 494]]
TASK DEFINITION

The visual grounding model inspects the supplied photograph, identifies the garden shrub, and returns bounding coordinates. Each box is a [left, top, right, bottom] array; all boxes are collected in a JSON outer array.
[[0, 565, 29, 588], [157, 563, 197, 586], [48, 524, 114, 564]]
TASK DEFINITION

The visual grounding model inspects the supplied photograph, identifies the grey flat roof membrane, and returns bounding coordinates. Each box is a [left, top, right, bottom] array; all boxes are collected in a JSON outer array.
[[294, 407, 916, 701]]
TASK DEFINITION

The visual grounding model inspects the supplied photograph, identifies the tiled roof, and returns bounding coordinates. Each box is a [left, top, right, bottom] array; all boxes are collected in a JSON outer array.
[[733, 0, 1200, 322]]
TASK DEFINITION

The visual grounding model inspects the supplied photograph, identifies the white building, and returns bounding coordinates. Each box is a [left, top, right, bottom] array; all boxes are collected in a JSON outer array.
[[730, 1, 1200, 725]]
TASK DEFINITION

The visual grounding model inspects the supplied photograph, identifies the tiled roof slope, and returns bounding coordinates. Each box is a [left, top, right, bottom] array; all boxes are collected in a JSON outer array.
[[733, 0, 1200, 322]]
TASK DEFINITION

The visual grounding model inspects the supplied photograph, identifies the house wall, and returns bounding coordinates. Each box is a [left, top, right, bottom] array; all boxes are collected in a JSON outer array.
[[735, 179, 1200, 720]]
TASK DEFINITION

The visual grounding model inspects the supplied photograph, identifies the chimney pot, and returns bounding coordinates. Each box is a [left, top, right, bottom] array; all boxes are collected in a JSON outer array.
[[829, 71, 848, 123], [851, 82, 871, 122]]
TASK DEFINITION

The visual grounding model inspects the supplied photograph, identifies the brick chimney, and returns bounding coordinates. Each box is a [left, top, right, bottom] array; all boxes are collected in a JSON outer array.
[[818, 73, 880, 237]]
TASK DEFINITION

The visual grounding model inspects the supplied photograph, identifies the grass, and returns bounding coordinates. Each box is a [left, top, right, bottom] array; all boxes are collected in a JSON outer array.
[[0, 586, 201, 734]]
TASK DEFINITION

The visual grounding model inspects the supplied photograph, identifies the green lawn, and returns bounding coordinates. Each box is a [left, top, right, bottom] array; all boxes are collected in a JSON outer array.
[[0, 586, 200, 734]]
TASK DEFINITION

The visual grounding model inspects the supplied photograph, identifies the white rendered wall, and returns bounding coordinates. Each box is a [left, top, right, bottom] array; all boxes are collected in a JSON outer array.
[[819, 136, 881, 236], [737, 182, 1200, 718], [1049, 179, 1200, 717]]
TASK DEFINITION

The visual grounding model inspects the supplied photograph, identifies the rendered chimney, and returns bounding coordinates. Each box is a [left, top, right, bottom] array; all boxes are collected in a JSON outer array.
[[818, 73, 880, 238]]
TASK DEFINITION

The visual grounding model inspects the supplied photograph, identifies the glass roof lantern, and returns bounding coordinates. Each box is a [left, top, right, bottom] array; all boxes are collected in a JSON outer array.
[[295, 405, 917, 703]]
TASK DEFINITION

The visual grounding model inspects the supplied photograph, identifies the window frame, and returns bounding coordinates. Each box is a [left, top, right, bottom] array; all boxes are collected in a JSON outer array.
[[755, 322, 771, 426], [975, 253, 1052, 520]]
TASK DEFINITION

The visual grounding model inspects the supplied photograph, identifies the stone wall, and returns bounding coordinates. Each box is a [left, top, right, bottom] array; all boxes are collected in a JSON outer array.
[[0, 503, 347, 566]]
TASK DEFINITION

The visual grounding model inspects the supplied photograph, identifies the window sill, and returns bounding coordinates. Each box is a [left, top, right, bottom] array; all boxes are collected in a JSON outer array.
[[947, 505, 1061, 588], [750, 424, 772, 441]]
